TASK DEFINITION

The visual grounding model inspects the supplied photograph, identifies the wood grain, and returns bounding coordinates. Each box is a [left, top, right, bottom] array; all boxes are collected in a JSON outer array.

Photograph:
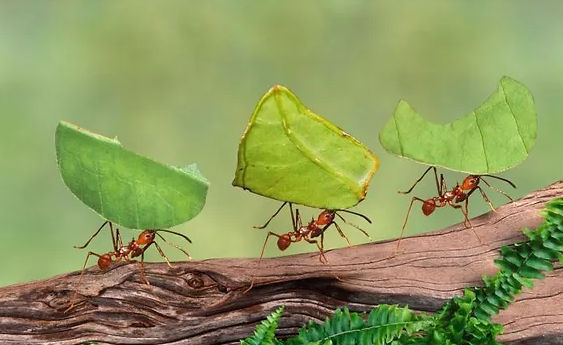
[[0, 180, 562, 344]]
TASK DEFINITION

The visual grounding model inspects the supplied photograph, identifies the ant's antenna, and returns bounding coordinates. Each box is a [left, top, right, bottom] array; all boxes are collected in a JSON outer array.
[[333, 209, 372, 224], [153, 229, 193, 244], [480, 174, 517, 189], [153, 231, 192, 259], [334, 212, 371, 240], [479, 177, 515, 202]]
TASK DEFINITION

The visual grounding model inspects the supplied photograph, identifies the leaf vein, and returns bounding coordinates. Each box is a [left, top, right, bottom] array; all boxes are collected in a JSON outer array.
[[500, 80, 529, 154]]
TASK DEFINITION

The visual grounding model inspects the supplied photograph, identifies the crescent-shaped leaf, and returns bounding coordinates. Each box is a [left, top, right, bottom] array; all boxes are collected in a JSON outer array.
[[379, 76, 537, 174], [55, 121, 209, 229], [233, 85, 379, 210]]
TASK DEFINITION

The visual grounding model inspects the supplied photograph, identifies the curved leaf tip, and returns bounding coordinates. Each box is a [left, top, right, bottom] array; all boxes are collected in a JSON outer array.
[[56, 121, 209, 229], [379, 76, 537, 174]]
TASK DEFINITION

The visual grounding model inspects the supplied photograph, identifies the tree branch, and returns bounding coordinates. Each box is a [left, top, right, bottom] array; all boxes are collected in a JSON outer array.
[[1, 181, 562, 344]]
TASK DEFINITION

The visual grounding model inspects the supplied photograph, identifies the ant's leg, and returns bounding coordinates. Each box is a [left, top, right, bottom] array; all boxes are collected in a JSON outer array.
[[449, 202, 472, 228], [138, 246, 152, 286], [451, 201, 482, 244], [154, 233, 191, 260], [293, 208, 303, 228], [480, 176, 516, 201], [305, 235, 343, 281], [462, 186, 495, 241], [65, 251, 103, 313], [463, 187, 479, 220], [318, 233, 343, 281], [295, 208, 304, 229], [289, 203, 296, 231], [74, 221, 110, 249], [334, 213, 372, 240], [475, 186, 496, 211], [105, 222, 118, 252], [253, 202, 288, 229], [439, 173, 448, 196], [396, 197, 429, 253], [152, 241, 175, 268], [247, 230, 295, 294], [304, 236, 327, 263], [399, 166, 437, 194], [259, 232, 284, 263], [462, 199, 474, 229], [115, 226, 124, 252], [246, 231, 289, 294], [331, 221, 352, 247], [318, 233, 327, 263], [458, 184, 496, 213], [463, 199, 482, 244]]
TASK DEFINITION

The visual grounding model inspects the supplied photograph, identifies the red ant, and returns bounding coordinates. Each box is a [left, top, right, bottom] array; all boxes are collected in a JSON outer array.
[[66, 221, 192, 312], [397, 166, 516, 250], [255, 202, 372, 263]]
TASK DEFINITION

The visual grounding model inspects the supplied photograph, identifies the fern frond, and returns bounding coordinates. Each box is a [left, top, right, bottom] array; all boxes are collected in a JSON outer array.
[[284, 305, 429, 345], [241, 306, 284, 345], [471, 199, 563, 320], [425, 289, 503, 345], [418, 198, 563, 344]]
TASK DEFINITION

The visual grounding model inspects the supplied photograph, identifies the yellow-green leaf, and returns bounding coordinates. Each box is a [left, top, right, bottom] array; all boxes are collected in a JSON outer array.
[[233, 85, 378, 209]]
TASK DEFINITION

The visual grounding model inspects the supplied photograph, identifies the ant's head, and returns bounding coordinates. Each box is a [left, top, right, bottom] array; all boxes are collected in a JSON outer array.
[[277, 234, 292, 251], [316, 210, 335, 226], [461, 175, 480, 190], [137, 230, 156, 245]]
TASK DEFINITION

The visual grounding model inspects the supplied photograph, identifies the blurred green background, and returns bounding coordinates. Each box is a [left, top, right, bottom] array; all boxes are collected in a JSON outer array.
[[1, 1, 562, 287]]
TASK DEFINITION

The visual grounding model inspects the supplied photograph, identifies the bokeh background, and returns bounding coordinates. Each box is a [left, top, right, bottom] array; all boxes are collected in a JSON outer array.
[[1, 1, 562, 287]]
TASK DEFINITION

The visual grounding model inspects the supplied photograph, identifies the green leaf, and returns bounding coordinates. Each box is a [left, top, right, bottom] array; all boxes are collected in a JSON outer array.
[[55, 121, 209, 229], [240, 306, 284, 345], [233, 85, 379, 210], [379, 76, 537, 174], [526, 255, 554, 271]]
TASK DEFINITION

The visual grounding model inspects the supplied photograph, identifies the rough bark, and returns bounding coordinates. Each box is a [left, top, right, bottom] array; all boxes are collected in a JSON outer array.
[[1, 181, 562, 345]]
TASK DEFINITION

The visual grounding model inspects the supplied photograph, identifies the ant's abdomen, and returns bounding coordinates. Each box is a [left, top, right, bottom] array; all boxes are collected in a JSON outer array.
[[98, 254, 112, 270], [277, 235, 291, 251], [422, 200, 436, 216]]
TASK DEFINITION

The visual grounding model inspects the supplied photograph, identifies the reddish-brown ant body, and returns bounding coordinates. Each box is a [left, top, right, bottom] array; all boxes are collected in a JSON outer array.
[[66, 221, 191, 312], [255, 202, 372, 263], [397, 166, 516, 249]]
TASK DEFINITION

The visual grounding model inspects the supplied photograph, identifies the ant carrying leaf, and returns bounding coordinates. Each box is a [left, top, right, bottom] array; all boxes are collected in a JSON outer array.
[[66, 221, 192, 312], [397, 166, 516, 251], [255, 202, 372, 263]]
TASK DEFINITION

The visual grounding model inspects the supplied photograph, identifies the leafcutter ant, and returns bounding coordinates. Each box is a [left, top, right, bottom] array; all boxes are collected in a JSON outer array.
[[255, 201, 372, 263], [397, 166, 516, 250], [66, 221, 192, 312]]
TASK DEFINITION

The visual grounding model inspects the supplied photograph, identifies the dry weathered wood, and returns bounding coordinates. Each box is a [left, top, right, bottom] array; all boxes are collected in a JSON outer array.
[[1, 181, 562, 345]]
